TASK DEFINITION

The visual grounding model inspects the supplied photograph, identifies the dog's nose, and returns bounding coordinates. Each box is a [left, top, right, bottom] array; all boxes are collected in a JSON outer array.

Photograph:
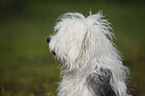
[[47, 38, 51, 43]]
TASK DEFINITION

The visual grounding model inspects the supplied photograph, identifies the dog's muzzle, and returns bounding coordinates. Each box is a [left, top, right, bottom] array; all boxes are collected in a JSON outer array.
[[47, 37, 56, 56], [47, 38, 51, 43]]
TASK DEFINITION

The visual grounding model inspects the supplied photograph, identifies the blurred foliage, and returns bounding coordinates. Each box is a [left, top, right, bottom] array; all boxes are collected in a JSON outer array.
[[0, 0, 145, 96]]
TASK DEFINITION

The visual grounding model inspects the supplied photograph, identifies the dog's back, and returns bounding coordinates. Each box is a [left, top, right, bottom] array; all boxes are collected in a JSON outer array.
[[87, 69, 116, 96]]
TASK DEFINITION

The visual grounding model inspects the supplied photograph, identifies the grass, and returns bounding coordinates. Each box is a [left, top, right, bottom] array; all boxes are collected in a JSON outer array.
[[0, 1, 145, 96]]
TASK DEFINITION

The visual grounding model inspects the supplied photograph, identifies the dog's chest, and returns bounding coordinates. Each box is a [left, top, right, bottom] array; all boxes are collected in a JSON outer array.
[[58, 73, 93, 96]]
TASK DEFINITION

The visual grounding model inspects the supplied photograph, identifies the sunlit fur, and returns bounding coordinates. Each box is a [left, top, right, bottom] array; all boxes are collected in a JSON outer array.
[[48, 12, 131, 96]]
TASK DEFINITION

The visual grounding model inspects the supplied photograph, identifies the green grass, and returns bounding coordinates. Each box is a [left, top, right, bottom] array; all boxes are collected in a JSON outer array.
[[0, 1, 145, 96]]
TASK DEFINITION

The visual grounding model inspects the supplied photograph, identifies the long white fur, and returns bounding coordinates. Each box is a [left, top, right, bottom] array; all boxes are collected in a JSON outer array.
[[49, 11, 131, 96]]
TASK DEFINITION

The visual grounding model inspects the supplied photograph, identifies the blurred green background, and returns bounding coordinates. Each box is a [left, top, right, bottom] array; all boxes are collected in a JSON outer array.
[[0, 0, 145, 96]]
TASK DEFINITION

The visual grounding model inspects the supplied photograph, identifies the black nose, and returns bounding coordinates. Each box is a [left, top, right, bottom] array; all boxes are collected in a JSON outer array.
[[47, 38, 51, 43]]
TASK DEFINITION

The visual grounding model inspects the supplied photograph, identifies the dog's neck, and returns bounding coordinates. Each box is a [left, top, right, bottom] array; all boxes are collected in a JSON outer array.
[[58, 66, 94, 96]]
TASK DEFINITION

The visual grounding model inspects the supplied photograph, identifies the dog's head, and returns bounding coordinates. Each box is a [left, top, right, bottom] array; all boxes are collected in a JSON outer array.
[[47, 12, 114, 71]]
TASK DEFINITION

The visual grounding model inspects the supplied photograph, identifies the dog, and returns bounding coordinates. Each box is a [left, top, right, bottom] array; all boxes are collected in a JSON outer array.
[[47, 11, 132, 96]]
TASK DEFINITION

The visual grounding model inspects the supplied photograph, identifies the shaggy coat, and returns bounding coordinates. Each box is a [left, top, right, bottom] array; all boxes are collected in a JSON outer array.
[[48, 12, 131, 96]]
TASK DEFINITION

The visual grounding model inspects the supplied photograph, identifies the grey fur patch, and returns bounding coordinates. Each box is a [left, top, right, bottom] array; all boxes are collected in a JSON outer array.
[[87, 69, 116, 96]]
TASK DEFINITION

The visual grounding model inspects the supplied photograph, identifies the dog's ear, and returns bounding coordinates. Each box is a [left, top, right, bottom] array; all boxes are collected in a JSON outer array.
[[65, 22, 87, 65], [53, 14, 88, 66]]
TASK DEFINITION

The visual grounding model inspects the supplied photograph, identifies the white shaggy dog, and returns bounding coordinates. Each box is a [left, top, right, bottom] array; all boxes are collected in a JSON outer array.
[[47, 12, 131, 96]]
